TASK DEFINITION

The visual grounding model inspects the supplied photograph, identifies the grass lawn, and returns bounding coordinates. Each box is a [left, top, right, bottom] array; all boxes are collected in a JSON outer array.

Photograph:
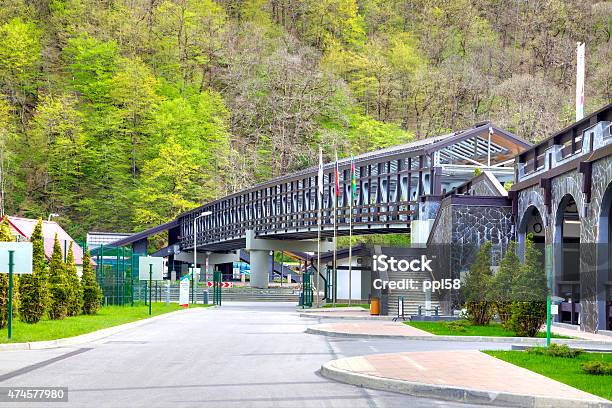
[[322, 303, 370, 309], [406, 320, 569, 338], [0, 302, 213, 344], [485, 350, 612, 400]]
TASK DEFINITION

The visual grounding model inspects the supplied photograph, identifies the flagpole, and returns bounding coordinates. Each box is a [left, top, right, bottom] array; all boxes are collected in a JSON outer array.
[[348, 158, 353, 306], [316, 210, 321, 308], [316, 147, 323, 308], [332, 152, 338, 307]]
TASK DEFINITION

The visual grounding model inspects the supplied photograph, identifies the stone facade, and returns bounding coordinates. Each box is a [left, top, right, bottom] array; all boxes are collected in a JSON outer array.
[[428, 195, 513, 312], [516, 154, 612, 332]]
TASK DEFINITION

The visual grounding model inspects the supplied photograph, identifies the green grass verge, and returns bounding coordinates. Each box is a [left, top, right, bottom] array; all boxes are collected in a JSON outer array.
[[485, 350, 612, 400], [0, 302, 213, 344], [321, 303, 370, 309], [405, 320, 569, 338]]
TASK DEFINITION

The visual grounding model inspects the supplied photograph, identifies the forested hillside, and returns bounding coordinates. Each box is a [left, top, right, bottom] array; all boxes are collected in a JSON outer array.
[[0, 0, 609, 239]]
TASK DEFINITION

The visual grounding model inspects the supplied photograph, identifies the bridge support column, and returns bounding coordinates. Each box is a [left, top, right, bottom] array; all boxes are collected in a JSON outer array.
[[250, 249, 270, 289]]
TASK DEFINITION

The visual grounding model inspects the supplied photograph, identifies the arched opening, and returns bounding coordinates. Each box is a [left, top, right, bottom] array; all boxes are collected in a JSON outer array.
[[597, 182, 612, 330], [518, 205, 545, 255], [554, 194, 581, 325]]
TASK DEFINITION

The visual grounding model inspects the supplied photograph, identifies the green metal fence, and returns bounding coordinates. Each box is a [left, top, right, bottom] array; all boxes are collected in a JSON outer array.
[[88, 244, 147, 306]]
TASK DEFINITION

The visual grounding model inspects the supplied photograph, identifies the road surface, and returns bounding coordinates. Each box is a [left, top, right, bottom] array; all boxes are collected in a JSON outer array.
[[0, 302, 508, 407]]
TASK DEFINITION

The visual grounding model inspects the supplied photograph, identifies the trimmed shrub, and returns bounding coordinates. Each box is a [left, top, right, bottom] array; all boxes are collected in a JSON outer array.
[[48, 234, 69, 320], [19, 218, 48, 323], [81, 248, 102, 315], [463, 241, 494, 325], [65, 243, 83, 316], [581, 361, 612, 375], [527, 344, 583, 358], [444, 320, 469, 332]]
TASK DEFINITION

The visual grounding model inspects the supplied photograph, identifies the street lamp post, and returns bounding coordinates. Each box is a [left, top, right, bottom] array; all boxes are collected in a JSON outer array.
[[193, 211, 212, 304]]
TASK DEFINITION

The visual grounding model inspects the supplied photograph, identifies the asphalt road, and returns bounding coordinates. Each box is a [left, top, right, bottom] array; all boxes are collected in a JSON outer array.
[[0, 302, 510, 408]]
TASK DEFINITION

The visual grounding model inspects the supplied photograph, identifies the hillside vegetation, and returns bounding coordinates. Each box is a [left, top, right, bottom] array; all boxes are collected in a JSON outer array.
[[0, 0, 609, 240]]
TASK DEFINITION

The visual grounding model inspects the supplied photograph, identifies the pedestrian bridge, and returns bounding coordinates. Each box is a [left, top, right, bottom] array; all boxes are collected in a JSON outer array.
[[114, 123, 528, 254]]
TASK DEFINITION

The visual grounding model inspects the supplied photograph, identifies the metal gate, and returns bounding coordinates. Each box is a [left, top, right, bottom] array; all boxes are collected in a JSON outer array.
[[300, 272, 313, 307], [213, 271, 222, 306]]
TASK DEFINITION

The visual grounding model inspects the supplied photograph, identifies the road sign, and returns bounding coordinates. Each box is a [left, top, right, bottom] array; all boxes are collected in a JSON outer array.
[[138, 256, 164, 281], [0, 242, 33, 274], [1, 242, 33, 340], [206, 281, 233, 288], [551, 304, 559, 316], [179, 274, 190, 307]]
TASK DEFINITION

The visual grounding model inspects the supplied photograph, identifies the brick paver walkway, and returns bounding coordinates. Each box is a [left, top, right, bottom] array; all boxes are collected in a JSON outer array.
[[311, 321, 612, 344], [329, 350, 608, 402]]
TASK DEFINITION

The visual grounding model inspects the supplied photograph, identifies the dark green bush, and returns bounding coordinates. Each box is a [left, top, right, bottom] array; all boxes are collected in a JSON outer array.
[[581, 361, 612, 375], [463, 242, 494, 325], [508, 237, 547, 337], [81, 249, 102, 315], [527, 344, 583, 358]]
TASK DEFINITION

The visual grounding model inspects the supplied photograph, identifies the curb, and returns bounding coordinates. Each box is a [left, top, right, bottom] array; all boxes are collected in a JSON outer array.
[[299, 313, 396, 321], [320, 359, 612, 408], [306, 327, 612, 347], [0, 307, 210, 352]]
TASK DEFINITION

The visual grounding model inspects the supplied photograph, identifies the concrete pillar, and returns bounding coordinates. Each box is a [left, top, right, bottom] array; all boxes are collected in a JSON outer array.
[[250, 249, 270, 289]]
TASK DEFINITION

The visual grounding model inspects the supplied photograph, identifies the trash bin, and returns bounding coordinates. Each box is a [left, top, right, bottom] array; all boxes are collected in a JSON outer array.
[[370, 297, 380, 315], [202, 290, 209, 305]]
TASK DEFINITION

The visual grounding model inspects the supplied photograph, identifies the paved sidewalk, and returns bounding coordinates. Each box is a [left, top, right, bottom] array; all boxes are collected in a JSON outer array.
[[551, 325, 612, 342], [299, 307, 395, 321], [310, 322, 433, 336], [322, 350, 611, 407], [307, 321, 612, 347]]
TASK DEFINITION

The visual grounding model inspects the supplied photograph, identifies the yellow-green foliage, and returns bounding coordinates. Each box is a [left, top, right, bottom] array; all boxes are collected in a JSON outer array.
[[47, 234, 69, 320], [65, 243, 83, 317], [18, 218, 48, 323]]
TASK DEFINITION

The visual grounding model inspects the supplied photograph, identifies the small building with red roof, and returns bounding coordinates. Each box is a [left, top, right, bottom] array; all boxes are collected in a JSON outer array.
[[4, 216, 86, 273]]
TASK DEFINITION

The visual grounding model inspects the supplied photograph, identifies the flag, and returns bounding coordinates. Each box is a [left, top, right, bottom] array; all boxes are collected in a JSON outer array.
[[334, 152, 340, 197], [350, 157, 357, 202], [317, 147, 324, 197]]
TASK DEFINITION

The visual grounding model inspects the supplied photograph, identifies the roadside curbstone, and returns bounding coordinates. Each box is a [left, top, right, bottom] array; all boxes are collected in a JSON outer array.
[[320, 359, 611, 408]]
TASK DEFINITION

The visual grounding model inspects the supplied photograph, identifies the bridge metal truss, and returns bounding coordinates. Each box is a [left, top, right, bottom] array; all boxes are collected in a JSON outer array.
[[177, 123, 529, 252]]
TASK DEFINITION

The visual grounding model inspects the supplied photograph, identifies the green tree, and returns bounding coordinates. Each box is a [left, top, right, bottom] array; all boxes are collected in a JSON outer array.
[[47, 234, 69, 320], [491, 241, 519, 328], [133, 92, 231, 229], [0, 17, 41, 114], [65, 242, 83, 316], [18, 218, 48, 323], [463, 241, 494, 325], [0, 217, 19, 328], [81, 248, 102, 315], [509, 237, 548, 337]]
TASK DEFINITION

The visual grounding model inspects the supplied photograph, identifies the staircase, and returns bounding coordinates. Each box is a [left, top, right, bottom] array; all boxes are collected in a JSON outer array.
[[386, 269, 441, 317], [133, 284, 299, 303], [221, 288, 299, 302]]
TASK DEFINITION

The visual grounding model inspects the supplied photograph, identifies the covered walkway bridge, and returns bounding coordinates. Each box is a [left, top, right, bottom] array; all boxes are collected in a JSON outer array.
[[113, 122, 529, 288]]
